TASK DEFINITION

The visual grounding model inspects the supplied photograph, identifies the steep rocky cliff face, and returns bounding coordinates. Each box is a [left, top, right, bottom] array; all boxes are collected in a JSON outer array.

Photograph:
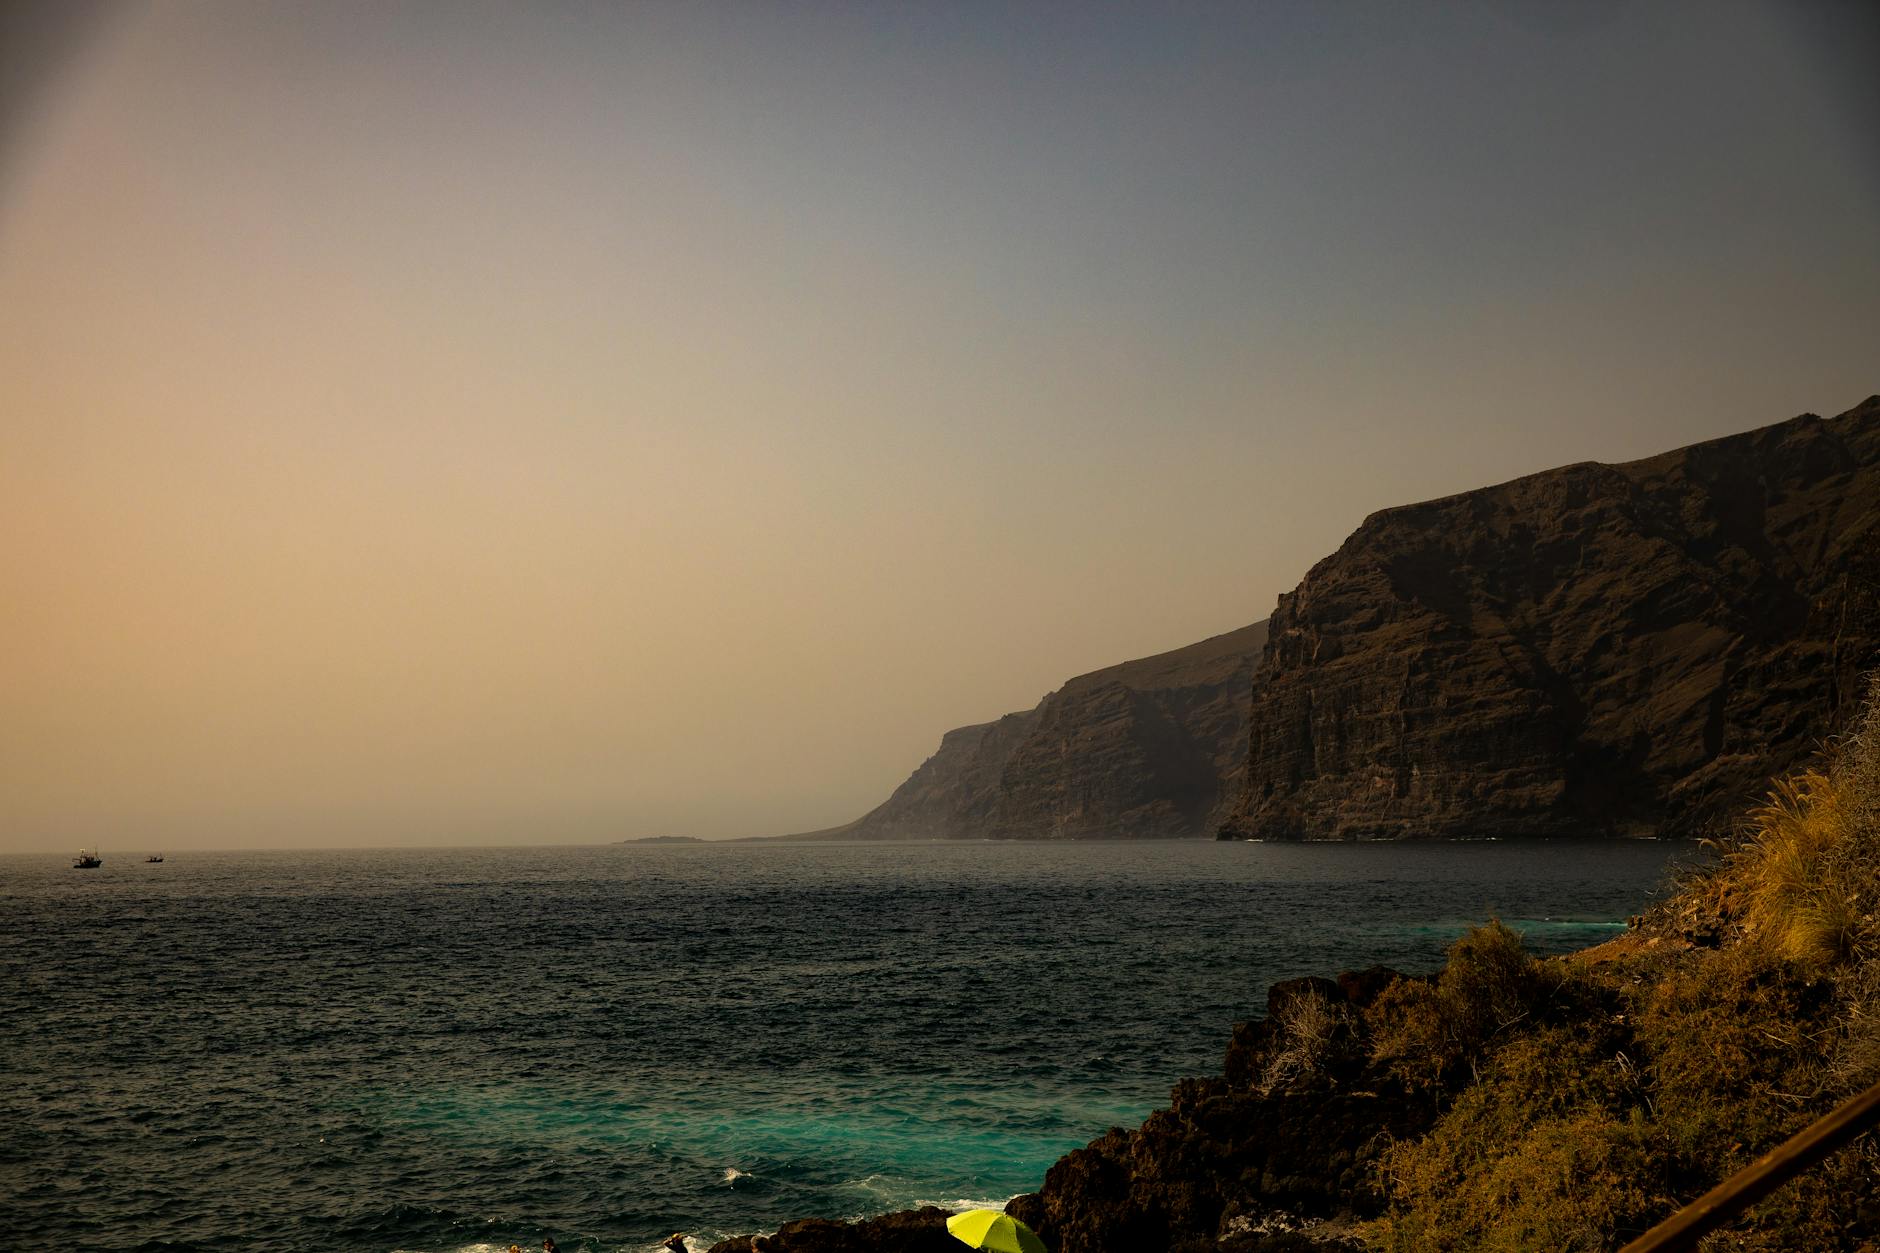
[[818, 709, 1042, 840], [1221, 397, 1880, 841], [811, 620, 1270, 840]]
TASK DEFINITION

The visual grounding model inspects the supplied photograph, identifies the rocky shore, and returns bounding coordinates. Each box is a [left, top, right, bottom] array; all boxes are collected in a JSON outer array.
[[701, 930, 1870, 1252], [698, 962, 1433, 1253], [698, 680, 1880, 1251]]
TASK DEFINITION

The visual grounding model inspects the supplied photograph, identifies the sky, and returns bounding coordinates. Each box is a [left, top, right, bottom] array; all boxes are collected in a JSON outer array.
[[1, 1, 1876, 851]]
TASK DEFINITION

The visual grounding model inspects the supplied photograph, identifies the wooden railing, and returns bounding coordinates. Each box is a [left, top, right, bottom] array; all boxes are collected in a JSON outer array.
[[1618, 1078, 1880, 1252]]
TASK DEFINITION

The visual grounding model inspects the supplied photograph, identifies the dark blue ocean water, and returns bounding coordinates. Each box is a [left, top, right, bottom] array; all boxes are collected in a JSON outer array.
[[0, 840, 1690, 1253]]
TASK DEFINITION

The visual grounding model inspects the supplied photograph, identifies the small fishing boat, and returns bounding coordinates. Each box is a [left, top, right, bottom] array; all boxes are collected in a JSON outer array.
[[74, 849, 102, 869], [145, 854, 164, 863]]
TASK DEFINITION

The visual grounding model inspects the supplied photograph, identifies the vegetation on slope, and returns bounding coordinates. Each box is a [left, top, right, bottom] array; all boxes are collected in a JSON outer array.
[[1367, 677, 1880, 1250], [1017, 678, 1880, 1253]]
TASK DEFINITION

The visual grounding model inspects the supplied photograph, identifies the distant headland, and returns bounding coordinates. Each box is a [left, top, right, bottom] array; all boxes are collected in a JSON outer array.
[[614, 835, 706, 845], [775, 396, 1880, 844]]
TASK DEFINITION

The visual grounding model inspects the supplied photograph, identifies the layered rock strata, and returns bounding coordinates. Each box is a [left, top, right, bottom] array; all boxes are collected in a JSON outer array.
[[1221, 397, 1880, 840], [802, 620, 1270, 840]]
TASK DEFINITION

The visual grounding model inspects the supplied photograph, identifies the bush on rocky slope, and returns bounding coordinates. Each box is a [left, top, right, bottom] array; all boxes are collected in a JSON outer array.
[[707, 681, 1880, 1252], [1370, 677, 1880, 1250], [1015, 679, 1880, 1252]]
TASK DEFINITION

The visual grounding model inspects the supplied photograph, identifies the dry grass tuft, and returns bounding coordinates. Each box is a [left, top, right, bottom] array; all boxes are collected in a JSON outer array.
[[1365, 672, 1880, 1250], [1734, 768, 1859, 964], [1259, 986, 1354, 1096], [1709, 677, 1880, 976]]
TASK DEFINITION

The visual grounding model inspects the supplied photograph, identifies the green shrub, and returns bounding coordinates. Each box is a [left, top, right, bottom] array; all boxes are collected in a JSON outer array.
[[1628, 946, 1828, 1162], [1367, 921, 1553, 1091], [1373, 1027, 1662, 1252], [1357, 677, 1880, 1249]]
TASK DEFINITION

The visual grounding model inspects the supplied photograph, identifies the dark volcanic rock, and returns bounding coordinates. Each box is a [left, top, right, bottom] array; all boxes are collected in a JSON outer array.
[[1015, 1076, 1426, 1253], [802, 621, 1270, 840], [1011, 966, 1422, 1253], [1221, 397, 1880, 841], [1334, 966, 1403, 1009]]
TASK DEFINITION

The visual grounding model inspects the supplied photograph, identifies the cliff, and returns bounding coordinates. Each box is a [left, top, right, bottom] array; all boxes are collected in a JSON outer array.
[[701, 401, 1880, 1249], [1221, 396, 1880, 841], [794, 397, 1880, 845], [802, 620, 1270, 840]]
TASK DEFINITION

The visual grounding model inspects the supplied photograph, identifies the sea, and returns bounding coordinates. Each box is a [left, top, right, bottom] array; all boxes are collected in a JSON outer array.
[[0, 839, 1692, 1253]]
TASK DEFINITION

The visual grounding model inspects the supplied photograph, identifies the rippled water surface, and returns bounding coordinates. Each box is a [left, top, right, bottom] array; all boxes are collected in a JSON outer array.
[[0, 840, 1690, 1251]]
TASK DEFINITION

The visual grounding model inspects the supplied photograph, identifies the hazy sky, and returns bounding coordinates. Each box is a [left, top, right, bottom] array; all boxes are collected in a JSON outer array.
[[2, 1, 1876, 851]]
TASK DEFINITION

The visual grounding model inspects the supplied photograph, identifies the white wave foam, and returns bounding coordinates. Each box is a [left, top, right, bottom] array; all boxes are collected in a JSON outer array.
[[915, 1195, 1022, 1214], [841, 1169, 1020, 1216], [639, 1235, 730, 1253], [396, 1226, 742, 1253]]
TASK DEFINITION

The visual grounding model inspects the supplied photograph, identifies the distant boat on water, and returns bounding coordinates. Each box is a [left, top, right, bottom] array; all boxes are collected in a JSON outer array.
[[145, 854, 164, 863], [74, 849, 102, 869]]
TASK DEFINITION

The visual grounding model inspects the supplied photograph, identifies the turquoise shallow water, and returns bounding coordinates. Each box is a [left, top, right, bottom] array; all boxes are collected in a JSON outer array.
[[0, 840, 1690, 1252]]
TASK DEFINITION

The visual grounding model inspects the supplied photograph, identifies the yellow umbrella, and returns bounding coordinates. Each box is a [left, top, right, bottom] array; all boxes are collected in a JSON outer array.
[[945, 1209, 1047, 1253]]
